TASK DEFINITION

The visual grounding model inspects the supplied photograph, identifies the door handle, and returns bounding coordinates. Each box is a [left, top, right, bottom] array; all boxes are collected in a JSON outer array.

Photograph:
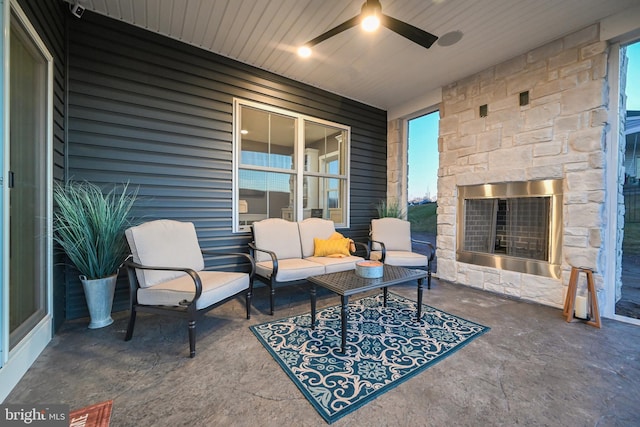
[[8, 170, 14, 188]]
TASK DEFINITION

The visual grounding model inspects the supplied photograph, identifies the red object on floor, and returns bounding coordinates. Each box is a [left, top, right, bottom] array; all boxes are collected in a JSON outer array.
[[69, 400, 112, 427]]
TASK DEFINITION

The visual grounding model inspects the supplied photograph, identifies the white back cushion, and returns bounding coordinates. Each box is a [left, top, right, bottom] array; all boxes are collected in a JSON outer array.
[[252, 218, 302, 262], [125, 220, 205, 288], [371, 218, 412, 251], [298, 218, 336, 258]]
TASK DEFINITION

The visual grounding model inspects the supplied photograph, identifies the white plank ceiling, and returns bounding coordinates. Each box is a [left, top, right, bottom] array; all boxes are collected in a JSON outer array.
[[75, 0, 638, 112]]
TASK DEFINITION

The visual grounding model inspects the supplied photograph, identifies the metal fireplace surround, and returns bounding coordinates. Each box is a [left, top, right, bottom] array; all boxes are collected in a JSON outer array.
[[456, 179, 563, 279]]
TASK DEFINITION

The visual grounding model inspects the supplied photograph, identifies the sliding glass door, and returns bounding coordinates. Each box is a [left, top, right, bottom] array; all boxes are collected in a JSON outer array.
[[8, 6, 49, 348], [1, 3, 52, 401]]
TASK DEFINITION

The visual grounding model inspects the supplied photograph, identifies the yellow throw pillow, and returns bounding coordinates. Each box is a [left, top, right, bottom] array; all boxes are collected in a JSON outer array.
[[313, 237, 351, 257], [328, 231, 356, 252]]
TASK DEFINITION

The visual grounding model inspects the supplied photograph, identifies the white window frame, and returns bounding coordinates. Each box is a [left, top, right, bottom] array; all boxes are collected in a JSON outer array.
[[233, 99, 350, 232]]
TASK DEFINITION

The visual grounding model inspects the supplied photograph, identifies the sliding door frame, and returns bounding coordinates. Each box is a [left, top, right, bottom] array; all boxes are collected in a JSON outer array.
[[0, 0, 54, 402]]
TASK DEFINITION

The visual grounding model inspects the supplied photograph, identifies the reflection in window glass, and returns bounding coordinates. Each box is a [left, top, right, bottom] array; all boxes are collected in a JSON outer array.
[[241, 151, 291, 169], [238, 170, 295, 225], [240, 106, 294, 170], [327, 178, 339, 208], [303, 177, 345, 223], [302, 122, 347, 223], [234, 100, 349, 231], [305, 124, 346, 174]]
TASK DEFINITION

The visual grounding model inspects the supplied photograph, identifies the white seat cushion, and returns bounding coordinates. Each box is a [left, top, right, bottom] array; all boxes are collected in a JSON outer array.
[[380, 251, 428, 267], [252, 218, 302, 262], [306, 255, 364, 274], [256, 258, 325, 282], [137, 271, 249, 310], [298, 218, 337, 258], [126, 220, 205, 288]]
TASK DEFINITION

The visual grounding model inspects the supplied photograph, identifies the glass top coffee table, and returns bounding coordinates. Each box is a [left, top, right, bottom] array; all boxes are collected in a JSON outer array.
[[307, 265, 427, 354]]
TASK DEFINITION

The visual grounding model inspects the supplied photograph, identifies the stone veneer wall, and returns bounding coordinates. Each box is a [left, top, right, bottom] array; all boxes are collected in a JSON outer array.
[[437, 24, 612, 308], [387, 119, 406, 207]]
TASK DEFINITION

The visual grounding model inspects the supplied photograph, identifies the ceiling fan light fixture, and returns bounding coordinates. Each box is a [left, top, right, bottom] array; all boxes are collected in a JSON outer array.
[[361, 15, 380, 32], [297, 45, 312, 58], [361, 0, 382, 32], [296, 0, 437, 58]]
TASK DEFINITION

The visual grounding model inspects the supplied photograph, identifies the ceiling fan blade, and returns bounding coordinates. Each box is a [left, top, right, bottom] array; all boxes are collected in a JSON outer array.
[[381, 14, 438, 49], [304, 15, 361, 48]]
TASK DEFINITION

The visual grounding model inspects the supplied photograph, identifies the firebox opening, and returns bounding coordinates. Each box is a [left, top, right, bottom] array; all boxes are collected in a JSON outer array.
[[464, 197, 550, 261], [457, 180, 563, 279]]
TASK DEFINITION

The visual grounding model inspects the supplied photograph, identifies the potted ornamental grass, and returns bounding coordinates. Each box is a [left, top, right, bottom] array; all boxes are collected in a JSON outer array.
[[53, 181, 138, 328], [375, 198, 406, 219]]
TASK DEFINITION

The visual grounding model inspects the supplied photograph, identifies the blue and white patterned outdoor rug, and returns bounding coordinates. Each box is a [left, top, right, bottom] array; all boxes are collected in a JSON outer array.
[[250, 292, 490, 424]]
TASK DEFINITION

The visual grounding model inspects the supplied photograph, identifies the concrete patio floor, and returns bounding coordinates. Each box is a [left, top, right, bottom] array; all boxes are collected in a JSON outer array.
[[5, 277, 640, 426]]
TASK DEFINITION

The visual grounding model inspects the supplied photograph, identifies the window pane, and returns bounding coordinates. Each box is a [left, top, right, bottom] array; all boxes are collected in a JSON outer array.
[[241, 106, 295, 169], [305, 122, 346, 175], [303, 177, 345, 223], [303, 175, 318, 209], [234, 101, 350, 232], [238, 169, 295, 227]]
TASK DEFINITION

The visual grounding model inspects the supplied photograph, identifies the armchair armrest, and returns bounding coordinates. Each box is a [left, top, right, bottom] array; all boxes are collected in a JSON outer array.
[[411, 239, 435, 262], [351, 241, 370, 259], [248, 242, 280, 278], [368, 238, 387, 262], [124, 257, 203, 305]]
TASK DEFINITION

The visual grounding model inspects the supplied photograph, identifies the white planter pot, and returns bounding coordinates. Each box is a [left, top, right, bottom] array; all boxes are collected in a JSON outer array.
[[80, 274, 117, 329]]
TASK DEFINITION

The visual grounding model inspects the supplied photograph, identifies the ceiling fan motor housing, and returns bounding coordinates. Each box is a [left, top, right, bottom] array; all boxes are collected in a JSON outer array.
[[362, 0, 382, 16]]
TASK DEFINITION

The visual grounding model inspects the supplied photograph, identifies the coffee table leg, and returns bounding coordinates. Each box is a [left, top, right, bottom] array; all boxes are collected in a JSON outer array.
[[383, 287, 388, 306], [311, 283, 317, 329], [416, 277, 424, 322], [340, 295, 349, 353]]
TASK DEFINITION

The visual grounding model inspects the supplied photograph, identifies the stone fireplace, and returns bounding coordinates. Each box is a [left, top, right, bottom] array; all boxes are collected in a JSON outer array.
[[430, 24, 611, 309]]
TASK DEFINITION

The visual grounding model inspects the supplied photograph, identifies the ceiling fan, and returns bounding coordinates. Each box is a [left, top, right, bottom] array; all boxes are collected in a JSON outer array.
[[297, 0, 438, 57]]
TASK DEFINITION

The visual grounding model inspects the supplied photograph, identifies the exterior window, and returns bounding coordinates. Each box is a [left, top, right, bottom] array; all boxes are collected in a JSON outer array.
[[234, 100, 350, 232]]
